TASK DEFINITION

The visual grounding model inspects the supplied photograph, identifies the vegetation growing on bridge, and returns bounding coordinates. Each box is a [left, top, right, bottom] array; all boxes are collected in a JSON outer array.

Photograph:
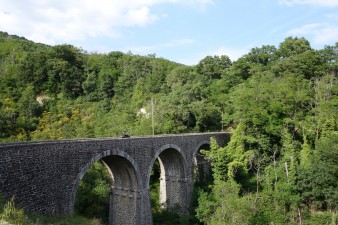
[[0, 31, 337, 224]]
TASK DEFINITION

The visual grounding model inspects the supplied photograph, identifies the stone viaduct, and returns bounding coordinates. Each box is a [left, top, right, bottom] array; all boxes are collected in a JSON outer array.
[[0, 132, 229, 225]]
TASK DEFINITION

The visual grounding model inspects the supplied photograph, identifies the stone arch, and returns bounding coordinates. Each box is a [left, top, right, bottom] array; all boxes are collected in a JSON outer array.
[[193, 140, 211, 159], [147, 144, 188, 214], [70, 149, 143, 225], [193, 141, 212, 185]]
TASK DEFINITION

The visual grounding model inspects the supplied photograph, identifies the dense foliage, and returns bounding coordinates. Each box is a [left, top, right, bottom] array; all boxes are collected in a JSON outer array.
[[196, 38, 338, 224], [0, 31, 224, 141], [1, 31, 337, 224], [0, 193, 104, 225]]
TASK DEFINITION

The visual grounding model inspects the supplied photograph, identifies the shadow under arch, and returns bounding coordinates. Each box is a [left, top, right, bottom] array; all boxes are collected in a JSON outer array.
[[70, 149, 143, 225], [193, 141, 212, 186], [147, 144, 188, 214]]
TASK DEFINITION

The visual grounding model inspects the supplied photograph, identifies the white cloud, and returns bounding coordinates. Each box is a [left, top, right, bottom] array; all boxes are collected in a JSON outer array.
[[287, 23, 338, 45], [287, 23, 323, 35], [279, 0, 338, 7], [0, 0, 213, 45]]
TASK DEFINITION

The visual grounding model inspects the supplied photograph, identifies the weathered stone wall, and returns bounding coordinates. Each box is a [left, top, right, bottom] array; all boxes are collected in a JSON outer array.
[[0, 132, 229, 225]]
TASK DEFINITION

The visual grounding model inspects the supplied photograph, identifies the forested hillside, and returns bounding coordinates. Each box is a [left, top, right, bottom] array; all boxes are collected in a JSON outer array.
[[0, 31, 225, 141], [0, 31, 337, 224]]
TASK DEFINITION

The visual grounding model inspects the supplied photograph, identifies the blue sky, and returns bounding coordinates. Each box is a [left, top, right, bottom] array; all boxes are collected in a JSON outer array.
[[0, 0, 337, 65]]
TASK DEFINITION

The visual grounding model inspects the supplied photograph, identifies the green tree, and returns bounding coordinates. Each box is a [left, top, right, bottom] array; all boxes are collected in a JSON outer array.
[[297, 133, 338, 212], [17, 85, 41, 118], [196, 180, 254, 225], [46, 45, 85, 98], [205, 124, 253, 183], [278, 37, 311, 58], [196, 55, 231, 80], [17, 47, 50, 94], [299, 135, 311, 169], [272, 49, 325, 79]]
